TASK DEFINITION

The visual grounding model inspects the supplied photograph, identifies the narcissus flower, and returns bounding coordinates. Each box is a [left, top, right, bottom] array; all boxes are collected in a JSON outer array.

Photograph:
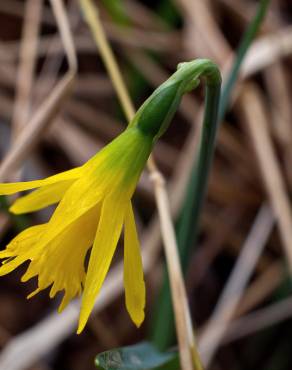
[[0, 59, 219, 333], [0, 128, 152, 333]]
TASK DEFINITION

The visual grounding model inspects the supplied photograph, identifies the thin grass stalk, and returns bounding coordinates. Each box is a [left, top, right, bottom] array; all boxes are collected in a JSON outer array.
[[198, 203, 274, 365], [79, 0, 134, 121], [11, 0, 42, 138]]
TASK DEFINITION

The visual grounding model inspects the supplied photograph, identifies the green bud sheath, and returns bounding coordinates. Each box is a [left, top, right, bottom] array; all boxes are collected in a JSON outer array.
[[133, 80, 183, 140], [130, 59, 221, 142]]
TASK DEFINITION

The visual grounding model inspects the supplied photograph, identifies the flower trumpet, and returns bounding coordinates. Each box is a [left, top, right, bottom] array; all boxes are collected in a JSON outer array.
[[0, 60, 221, 333]]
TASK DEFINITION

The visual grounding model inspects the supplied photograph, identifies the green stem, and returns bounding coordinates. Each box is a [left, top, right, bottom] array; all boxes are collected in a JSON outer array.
[[151, 66, 221, 350], [151, 0, 270, 350], [178, 85, 220, 257]]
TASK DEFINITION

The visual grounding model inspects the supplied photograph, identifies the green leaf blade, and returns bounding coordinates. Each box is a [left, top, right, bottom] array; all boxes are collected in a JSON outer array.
[[95, 342, 179, 370]]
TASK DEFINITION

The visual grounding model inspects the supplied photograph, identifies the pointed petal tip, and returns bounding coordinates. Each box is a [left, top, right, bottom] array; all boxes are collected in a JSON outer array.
[[9, 204, 18, 214], [77, 304, 90, 335], [76, 319, 86, 335], [27, 288, 41, 299], [9, 202, 24, 215], [58, 304, 65, 314], [132, 310, 145, 328], [76, 328, 82, 335]]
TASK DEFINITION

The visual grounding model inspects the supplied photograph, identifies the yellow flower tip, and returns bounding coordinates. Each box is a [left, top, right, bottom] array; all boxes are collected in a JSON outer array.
[[77, 298, 95, 334], [21, 269, 35, 283], [76, 327, 83, 335], [58, 306, 64, 314], [57, 291, 74, 313], [57, 300, 67, 314], [9, 203, 20, 215], [10, 198, 33, 214], [76, 317, 87, 335], [132, 309, 145, 328], [49, 285, 58, 299], [27, 288, 41, 300]]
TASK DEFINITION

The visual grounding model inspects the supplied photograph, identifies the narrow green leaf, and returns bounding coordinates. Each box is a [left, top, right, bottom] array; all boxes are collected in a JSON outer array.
[[157, 0, 181, 28], [95, 342, 179, 370], [100, 0, 130, 26], [218, 0, 270, 122]]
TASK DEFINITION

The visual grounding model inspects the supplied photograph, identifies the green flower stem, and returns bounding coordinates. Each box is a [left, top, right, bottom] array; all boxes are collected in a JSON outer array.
[[151, 71, 221, 350], [177, 85, 220, 257], [134, 59, 221, 143], [137, 59, 221, 370], [138, 59, 221, 370], [151, 0, 270, 350]]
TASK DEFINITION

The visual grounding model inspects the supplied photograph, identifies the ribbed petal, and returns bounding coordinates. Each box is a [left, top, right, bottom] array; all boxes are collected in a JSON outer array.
[[35, 176, 105, 250], [124, 203, 145, 327], [0, 167, 82, 195], [77, 195, 126, 334], [10, 180, 74, 214], [22, 205, 100, 311], [35, 148, 129, 251], [0, 225, 45, 275]]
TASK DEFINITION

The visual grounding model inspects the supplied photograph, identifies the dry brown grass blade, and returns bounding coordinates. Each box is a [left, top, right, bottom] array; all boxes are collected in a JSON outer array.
[[198, 204, 274, 367], [152, 171, 202, 370], [235, 261, 284, 317], [264, 63, 292, 185], [79, 0, 136, 122], [11, 0, 42, 137], [242, 26, 292, 76], [0, 0, 77, 182], [178, 0, 231, 64], [0, 73, 75, 182], [0, 0, 42, 238], [223, 295, 292, 345], [9, 0, 42, 189], [1, 29, 180, 62], [239, 84, 292, 272]]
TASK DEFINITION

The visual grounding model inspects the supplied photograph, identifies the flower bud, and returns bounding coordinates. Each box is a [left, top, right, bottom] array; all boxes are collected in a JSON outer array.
[[133, 80, 183, 141]]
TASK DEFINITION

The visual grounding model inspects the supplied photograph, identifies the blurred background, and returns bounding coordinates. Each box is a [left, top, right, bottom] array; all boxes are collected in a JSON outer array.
[[0, 0, 292, 369]]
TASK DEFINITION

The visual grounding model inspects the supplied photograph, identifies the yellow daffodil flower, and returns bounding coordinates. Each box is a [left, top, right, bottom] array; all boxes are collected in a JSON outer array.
[[0, 59, 221, 333], [0, 128, 152, 333]]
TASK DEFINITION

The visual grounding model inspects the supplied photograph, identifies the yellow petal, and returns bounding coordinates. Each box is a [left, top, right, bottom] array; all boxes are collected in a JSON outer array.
[[22, 205, 100, 310], [35, 150, 126, 250], [124, 203, 145, 327], [35, 175, 104, 250], [37, 127, 152, 249], [77, 196, 126, 334], [10, 180, 74, 214], [0, 225, 45, 275], [0, 167, 82, 195]]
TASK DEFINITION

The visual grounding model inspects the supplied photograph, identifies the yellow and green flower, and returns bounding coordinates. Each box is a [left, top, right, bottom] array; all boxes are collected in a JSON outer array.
[[0, 59, 220, 333], [0, 127, 152, 333]]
